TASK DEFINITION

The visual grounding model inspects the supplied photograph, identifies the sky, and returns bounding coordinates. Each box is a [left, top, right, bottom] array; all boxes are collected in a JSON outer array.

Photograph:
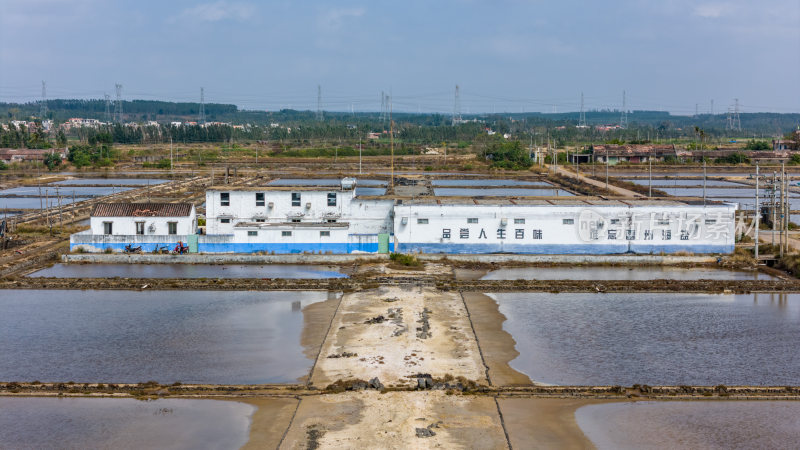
[[1, 0, 798, 115]]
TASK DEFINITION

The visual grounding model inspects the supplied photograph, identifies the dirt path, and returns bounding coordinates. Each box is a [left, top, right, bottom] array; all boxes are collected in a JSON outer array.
[[553, 166, 641, 198], [280, 392, 508, 449], [310, 286, 487, 388]]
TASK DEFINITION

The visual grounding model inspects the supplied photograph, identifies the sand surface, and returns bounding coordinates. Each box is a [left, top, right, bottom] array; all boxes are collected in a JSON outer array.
[[240, 397, 300, 450], [311, 286, 486, 387], [461, 292, 533, 386], [299, 292, 342, 383], [498, 397, 611, 449], [281, 391, 507, 449]]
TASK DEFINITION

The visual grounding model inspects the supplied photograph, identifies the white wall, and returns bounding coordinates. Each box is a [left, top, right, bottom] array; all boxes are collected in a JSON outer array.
[[90, 209, 196, 236], [205, 188, 393, 236]]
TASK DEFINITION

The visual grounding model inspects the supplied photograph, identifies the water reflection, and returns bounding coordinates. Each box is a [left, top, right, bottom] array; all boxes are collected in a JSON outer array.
[[576, 401, 800, 450], [0, 397, 254, 450], [491, 292, 800, 386]]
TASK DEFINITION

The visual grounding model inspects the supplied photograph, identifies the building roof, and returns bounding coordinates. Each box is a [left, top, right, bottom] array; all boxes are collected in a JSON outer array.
[[396, 198, 727, 207], [91, 203, 194, 217]]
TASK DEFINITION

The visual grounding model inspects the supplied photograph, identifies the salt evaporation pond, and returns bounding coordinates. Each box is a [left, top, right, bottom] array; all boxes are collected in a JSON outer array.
[[576, 401, 800, 450], [51, 178, 168, 185], [432, 179, 552, 187], [0, 186, 134, 197], [0, 398, 254, 450], [0, 290, 336, 384], [490, 292, 800, 386], [267, 178, 386, 186], [474, 266, 774, 281], [355, 187, 387, 196], [434, 188, 574, 197], [29, 263, 348, 279], [623, 178, 745, 187]]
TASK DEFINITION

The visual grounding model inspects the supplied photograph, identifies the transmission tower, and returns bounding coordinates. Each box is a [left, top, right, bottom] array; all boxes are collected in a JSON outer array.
[[114, 84, 123, 123], [733, 98, 741, 131], [620, 90, 628, 129], [452, 85, 462, 126], [316, 85, 323, 121], [104, 94, 111, 123], [40, 81, 47, 119], [710, 99, 714, 115], [726, 107, 733, 130], [199, 87, 206, 125], [578, 92, 586, 127], [380, 91, 385, 123]]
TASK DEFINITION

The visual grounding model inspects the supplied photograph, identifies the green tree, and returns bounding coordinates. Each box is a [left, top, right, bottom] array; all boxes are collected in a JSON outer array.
[[43, 152, 62, 171]]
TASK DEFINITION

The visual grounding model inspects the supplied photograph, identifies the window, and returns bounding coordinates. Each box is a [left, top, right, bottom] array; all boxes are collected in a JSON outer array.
[[644, 230, 653, 240], [248, 230, 258, 236], [662, 230, 672, 240], [610, 218, 620, 225], [532, 229, 543, 239], [320, 231, 331, 237], [442, 229, 451, 239], [255, 219, 265, 223], [327, 192, 337, 206], [467, 218, 479, 224], [220, 218, 231, 224], [514, 218, 525, 224], [657, 219, 670, 225], [220, 192, 230, 206], [255, 192, 265, 206], [460, 228, 470, 239], [326, 219, 337, 223], [608, 230, 617, 240], [705, 219, 717, 225], [282, 231, 292, 237], [563, 218, 574, 225], [680, 230, 690, 240], [625, 229, 635, 240], [291, 218, 301, 223], [417, 218, 429, 224], [515, 229, 524, 239], [168, 222, 177, 235], [103, 221, 113, 235], [291, 192, 301, 207], [497, 228, 506, 239], [135, 221, 144, 235]]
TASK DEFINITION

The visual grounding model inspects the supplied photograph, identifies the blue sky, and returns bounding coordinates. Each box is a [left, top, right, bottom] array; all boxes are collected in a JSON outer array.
[[1, 0, 798, 114]]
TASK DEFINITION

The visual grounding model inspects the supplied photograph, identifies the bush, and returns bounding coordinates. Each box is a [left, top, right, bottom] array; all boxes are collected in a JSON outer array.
[[486, 140, 532, 170], [745, 139, 770, 150], [155, 159, 171, 169], [389, 252, 422, 267], [715, 152, 750, 164], [0, 161, 7, 170]]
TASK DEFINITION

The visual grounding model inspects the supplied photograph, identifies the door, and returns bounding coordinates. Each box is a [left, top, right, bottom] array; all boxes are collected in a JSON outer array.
[[187, 234, 198, 253], [378, 233, 390, 254]]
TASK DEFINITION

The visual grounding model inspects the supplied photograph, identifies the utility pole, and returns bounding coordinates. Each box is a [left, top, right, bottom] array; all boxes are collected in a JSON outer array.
[[389, 94, 394, 190], [199, 87, 206, 125], [578, 92, 586, 127], [773, 171, 777, 247], [755, 163, 759, 260], [40, 81, 47, 119], [649, 156, 652, 197], [780, 165, 785, 257], [359, 134, 362, 175], [316, 85, 323, 121], [703, 160, 707, 206]]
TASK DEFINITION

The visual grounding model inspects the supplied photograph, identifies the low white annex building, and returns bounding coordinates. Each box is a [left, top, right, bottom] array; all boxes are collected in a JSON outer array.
[[71, 203, 197, 252]]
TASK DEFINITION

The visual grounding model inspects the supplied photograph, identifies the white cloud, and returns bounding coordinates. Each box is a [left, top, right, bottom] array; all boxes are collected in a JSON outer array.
[[317, 7, 366, 31], [178, 1, 256, 23], [692, 3, 731, 18]]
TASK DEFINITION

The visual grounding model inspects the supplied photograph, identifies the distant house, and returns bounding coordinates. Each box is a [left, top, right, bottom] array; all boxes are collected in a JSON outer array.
[[592, 144, 676, 164], [773, 138, 798, 151], [0, 148, 67, 164]]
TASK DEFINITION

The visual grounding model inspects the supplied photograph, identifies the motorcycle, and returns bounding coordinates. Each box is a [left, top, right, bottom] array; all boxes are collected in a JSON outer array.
[[172, 241, 189, 255], [124, 244, 142, 254], [153, 245, 170, 254]]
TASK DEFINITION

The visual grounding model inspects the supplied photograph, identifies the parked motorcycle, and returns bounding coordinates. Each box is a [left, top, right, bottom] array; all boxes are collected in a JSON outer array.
[[153, 245, 170, 254], [124, 244, 142, 254]]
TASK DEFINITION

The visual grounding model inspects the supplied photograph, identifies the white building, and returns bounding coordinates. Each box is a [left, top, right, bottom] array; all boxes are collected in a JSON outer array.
[[393, 199, 736, 254], [72, 203, 197, 252], [203, 179, 394, 253]]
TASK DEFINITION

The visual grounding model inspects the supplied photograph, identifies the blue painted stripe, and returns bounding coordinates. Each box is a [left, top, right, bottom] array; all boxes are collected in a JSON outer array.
[[198, 242, 393, 254], [395, 242, 732, 255], [70, 242, 184, 253]]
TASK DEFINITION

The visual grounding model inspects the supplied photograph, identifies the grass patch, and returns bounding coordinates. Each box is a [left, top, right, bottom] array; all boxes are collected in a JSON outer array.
[[389, 252, 422, 267]]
